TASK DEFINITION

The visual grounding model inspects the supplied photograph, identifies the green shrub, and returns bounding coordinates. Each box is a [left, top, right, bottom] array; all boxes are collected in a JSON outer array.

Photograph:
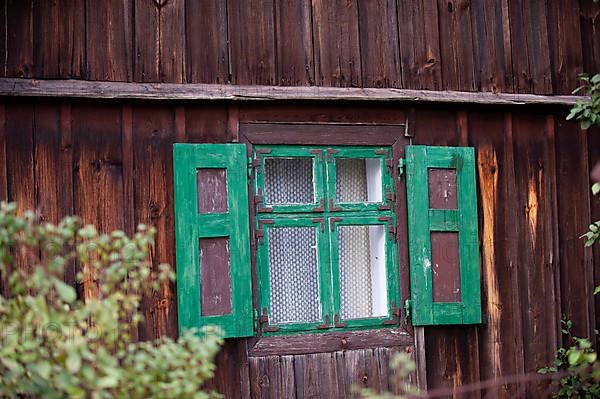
[[0, 202, 222, 398]]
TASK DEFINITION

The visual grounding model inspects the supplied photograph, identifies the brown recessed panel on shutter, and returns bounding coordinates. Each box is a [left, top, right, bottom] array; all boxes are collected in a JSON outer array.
[[197, 168, 228, 213], [430, 232, 461, 303], [199, 237, 233, 316], [428, 168, 457, 209]]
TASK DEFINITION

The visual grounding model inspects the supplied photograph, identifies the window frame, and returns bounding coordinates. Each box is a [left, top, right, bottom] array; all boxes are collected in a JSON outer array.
[[240, 122, 413, 343], [254, 145, 400, 335]]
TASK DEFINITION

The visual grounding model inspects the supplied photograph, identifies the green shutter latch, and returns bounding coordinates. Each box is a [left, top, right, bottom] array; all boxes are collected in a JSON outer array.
[[403, 299, 412, 325], [398, 158, 405, 180]]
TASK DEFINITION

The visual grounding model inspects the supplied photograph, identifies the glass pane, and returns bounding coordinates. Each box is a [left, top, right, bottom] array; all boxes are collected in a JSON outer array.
[[268, 226, 321, 324], [338, 225, 387, 320], [197, 169, 228, 213], [264, 158, 314, 205], [199, 238, 232, 316], [335, 158, 382, 203]]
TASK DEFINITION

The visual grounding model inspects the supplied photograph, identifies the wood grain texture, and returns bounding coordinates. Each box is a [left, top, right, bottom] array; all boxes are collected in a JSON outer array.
[[555, 118, 594, 340], [547, 1, 584, 94], [185, 0, 229, 83], [72, 104, 126, 300], [588, 125, 600, 340], [132, 105, 178, 339], [511, 113, 559, 396], [275, 0, 314, 86], [580, 0, 600, 77], [508, 0, 553, 94], [468, 111, 524, 398], [58, 0, 85, 78], [312, 0, 361, 87], [249, 355, 295, 399], [133, 0, 160, 82], [396, 0, 442, 90], [159, 0, 185, 82], [86, 0, 133, 81], [6, 0, 33, 78], [0, 78, 587, 106], [294, 352, 340, 398], [470, 0, 513, 93], [437, 0, 479, 91], [356, 0, 401, 88], [33, 0, 59, 77], [228, 0, 276, 85]]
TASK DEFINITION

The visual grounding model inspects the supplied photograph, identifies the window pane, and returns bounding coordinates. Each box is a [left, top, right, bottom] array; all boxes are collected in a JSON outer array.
[[335, 158, 382, 203], [197, 169, 228, 213], [268, 227, 321, 324], [338, 225, 387, 320], [264, 158, 314, 205]]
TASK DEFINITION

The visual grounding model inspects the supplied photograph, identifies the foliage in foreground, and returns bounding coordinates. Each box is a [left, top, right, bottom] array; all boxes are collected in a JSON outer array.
[[0, 202, 222, 398]]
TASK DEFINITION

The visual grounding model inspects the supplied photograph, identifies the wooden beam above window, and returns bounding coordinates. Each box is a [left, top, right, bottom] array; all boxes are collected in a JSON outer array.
[[0, 78, 585, 106]]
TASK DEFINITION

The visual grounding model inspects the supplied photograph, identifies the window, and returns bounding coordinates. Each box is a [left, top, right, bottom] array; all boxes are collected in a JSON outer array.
[[253, 146, 400, 335], [174, 140, 482, 339]]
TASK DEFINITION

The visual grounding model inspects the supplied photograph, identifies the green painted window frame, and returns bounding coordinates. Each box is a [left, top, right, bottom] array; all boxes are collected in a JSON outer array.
[[406, 145, 482, 326], [173, 143, 254, 338], [255, 145, 400, 336]]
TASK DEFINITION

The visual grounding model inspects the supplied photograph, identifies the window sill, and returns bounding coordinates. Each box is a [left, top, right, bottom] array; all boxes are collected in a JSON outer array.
[[247, 328, 412, 357]]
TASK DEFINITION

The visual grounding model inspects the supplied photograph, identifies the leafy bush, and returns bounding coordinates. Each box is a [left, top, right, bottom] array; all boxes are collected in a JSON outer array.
[[567, 73, 600, 130], [0, 202, 222, 398], [538, 321, 600, 399]]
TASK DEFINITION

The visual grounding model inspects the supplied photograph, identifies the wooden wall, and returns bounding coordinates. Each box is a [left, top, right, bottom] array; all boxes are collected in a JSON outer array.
[[0, 99, 597, 398], [2, 0, 599, 94]]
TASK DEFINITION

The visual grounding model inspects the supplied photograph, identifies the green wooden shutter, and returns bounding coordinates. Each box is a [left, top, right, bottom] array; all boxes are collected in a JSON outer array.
[[173, 144, 253, 338], [406, 146, 482, 325]]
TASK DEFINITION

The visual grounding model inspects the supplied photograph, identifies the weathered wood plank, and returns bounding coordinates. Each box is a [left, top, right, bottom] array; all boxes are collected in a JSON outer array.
[[588, 125, 600, 340], [6, 0, 33, 78], [312, 0, 361, 87], [228, 0, 276, 85], [336, 349, 383, 397], [555, 118, 594, 340], [133, 0, 160, 82], [86, 0, 133, 81], [185, 104, 229, 143], [396, 0, 442, 90], [294, 352, 339, 398], [0, 102, 6, 295], [33, 0, 60, 77], [468, 111, 524, 398], [185, 0, 229, 84], [249, 328, 412, 357], [204, 340, 250, 399], [508, 0, 553, 94], [58, 0, 85, 78], [159, 0, 185, 83], [275, 0, 314, 86], [0, 78, 587, 106], [470, 0, 513, 93], [357, 0, 401, 88], [132, 104, 178, 339], [5, 103, 35, 284], [547, 1, 584, 94], [580, 0, 600, 77], [72, 104, 125, 300], [511, 113, 559, 396], [437, 0, 479, 91], [249, 355, 295, 399]]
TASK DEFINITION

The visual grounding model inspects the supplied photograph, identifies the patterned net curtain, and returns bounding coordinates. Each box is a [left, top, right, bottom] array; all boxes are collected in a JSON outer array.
[[264, 157, 387, 324]]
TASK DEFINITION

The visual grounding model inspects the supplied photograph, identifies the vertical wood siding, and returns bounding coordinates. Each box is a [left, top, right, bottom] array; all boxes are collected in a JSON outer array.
[[1, 100, 597, 398], [2, 0, 599, 94]]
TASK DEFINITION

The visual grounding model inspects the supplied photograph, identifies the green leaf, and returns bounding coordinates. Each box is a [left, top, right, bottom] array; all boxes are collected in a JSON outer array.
[[592, 183, 600, 196], [66, 351, 81, 374], [55, 280, 76, 303], [97, 376, 119, 388], [594, 285, 600, 296]]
